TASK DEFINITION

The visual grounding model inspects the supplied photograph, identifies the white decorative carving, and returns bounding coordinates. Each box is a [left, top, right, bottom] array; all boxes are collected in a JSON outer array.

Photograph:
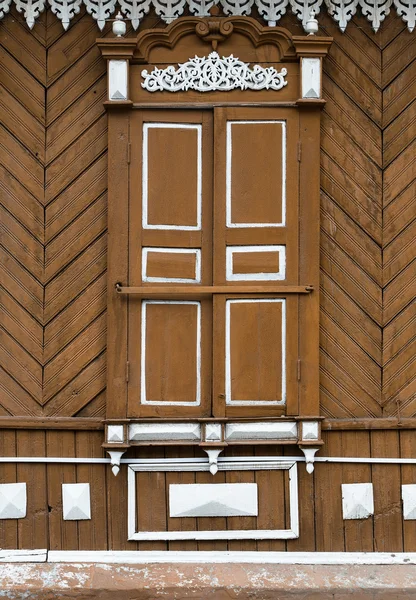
[[342, 483, 374, 520], [169, 483, 258, 517], [14, 0, 45, 28], [141, 52, 288, 93], [203, 448, 223, 475], [205, 423, 222, 442], [394, 0, 416, 31], [49, 0, 82, 29], [301, 421, 319, 441], [62, 483, 91, 520], [325, 0, 358, 30], [1, 0, 416, 31], [107, 425, 124, 443], [128, 458, 299, 540], [225, 421, 298, 441], [84, 0, 117, 29], [256, 0, 288, 26], [129, 422, 202, 442], [402, 485, 416, 520], [109, 59, 128, 101], [0, 483, 27, 519], [301, 447, 319, 473], [107, 450, 126, 476], [289, 0, 323, 29], [360, 0, 392, 31]]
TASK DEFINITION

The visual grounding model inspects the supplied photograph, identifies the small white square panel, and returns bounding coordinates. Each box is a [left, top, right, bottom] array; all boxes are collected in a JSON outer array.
[[107, 425, 124, 443], [0, 483, 27, 520], [402, 484, 416, 520], [62, 484, 91, 521], [205, 423, 222, 442], [226, 245, 286, 281], [342, 483, 374, 520], [301, 421, 319, 441]]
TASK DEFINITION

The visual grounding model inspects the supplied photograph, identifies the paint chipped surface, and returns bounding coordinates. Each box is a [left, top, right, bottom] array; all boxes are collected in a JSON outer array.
[[1, 564, 416, 598]]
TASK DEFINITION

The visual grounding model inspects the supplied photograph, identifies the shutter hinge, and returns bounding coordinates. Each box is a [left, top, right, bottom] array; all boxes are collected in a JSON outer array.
[[127, 142, 131, 164], [297, 359, 301, 381], [126, 361, 130, 383], [297, 141, 302, 162]]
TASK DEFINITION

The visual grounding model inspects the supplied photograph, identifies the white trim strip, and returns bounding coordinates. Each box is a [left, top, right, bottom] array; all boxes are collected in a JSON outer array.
[[140, 300, 201, 406], [226, 245, 286, 281], [45, 551, 416, 564], [0, 549, 47, 563], [142, 247, 201, 283], [142, 123, 202, 231], [226, 120, 286, 228]]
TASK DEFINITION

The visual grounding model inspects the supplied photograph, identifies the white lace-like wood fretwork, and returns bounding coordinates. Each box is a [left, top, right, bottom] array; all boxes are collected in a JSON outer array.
[[1, 0, 416, 33], [141, 52, 288, 92]]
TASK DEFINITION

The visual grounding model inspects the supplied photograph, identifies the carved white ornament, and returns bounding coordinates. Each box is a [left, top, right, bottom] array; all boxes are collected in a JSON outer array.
[[0, 483, 27, 520], [62, 483, 91, 520], [141, 52, 288, 93], [342, 483, 374, 520], [2, 0, 416, 31]]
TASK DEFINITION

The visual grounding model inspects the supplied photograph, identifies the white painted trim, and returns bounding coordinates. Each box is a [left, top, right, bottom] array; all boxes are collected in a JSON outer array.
[[142, 123, 202, 231], [108, 60, 128, 101], [301, 57, 321, 99], [226, 120, 286, 228], [129, 422, 201, 442], [0, 549, 47, 563], [225, 299, 286, 405], [46, 551, 416, 565], [127, 458, 298, 541], [142, 247, 201, 283], [140, 300, 201, 406], [226, 245, 286, 281], [169, 483, 259, 517]]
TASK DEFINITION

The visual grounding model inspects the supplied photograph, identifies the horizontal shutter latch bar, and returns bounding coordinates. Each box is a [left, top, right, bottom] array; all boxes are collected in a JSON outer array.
[[115, 284, 313, 296]]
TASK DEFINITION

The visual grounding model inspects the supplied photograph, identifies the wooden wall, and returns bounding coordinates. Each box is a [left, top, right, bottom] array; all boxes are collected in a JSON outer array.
[[1, 429, 416, 551], [0, 9, 414, 420]]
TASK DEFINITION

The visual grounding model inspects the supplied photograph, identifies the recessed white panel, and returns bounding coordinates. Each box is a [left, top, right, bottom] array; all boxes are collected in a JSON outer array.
[[169, 483, 258, 517], [109, 60, 128, 101], [141, 300, 201, 406], [142, 248, 201, 283], [301, 58, 321, 99], [226, 245, 286, 281], [142, 123, 202, 230], [226, 121, 286, 228], [225, 299, 286, 405]]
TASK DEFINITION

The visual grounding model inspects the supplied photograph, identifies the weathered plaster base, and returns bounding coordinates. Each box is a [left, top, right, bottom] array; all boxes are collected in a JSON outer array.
[[1, 564, 416, 599]]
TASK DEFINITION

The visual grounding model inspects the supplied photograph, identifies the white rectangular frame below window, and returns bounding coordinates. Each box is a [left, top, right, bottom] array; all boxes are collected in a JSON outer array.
[[127, 458, 298, 541], [226, 245, 286, 281], [225, 299, 286, 406], [142, 123, 202, 231], [142, 247, 201, 283], [140, 300, 201, 406], [226, 120, 286, 228]]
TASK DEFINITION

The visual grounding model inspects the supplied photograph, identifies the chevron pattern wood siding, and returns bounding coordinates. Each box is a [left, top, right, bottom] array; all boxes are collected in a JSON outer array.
[[0, 11, 415, 419]]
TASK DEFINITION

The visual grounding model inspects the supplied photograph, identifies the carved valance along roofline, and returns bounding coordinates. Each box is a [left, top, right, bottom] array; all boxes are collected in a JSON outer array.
[[1, 0, 415, 33]]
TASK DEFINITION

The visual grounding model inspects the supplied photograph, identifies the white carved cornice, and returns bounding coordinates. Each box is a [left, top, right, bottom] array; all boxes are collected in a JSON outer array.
[[1, 0, 414, 33]]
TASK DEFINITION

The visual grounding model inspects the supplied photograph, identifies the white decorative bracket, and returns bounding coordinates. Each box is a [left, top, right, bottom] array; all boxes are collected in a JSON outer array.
[[141, 52, 288, 93], [107, 450, 126, 476], [203, 448, 223, 475], [301, 447, 319, 474]]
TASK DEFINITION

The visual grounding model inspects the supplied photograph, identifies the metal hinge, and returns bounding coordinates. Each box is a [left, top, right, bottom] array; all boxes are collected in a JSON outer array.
[[297, 141, 302, 162], [297, 359, 301, 381], [126, 361, 130, 383]]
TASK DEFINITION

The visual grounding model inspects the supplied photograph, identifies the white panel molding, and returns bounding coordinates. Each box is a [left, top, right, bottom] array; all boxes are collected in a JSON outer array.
[[46, 550, 416, 564], [225, 421, 297, 441], [0, 483, 27, 520], [225, 299, 286, 405], [342, 483, 374, 520], [204, 423, 222, 442], [301, 421, 319, 441], [107, 425, 125, 443], [3, 1, 416, 32], [62, 483, 91, 520], [140, 300, 201, 405], [226, 245, 286, 281], [108, 59, 128, 100], [402, 485, 416, 520], [142, 247, 201, 283], [129, 422, 202, 442], [169, 483, 258, 517], [141, 52, 287, 92], [301, 57, 321, 99], [128, 458, 299, 540], [142, 123, 202, 231], [226, 120, 286, 228]]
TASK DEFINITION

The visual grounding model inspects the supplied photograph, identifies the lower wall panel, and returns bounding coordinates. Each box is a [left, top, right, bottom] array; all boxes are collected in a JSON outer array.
[[0, 429, 415, 551]]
